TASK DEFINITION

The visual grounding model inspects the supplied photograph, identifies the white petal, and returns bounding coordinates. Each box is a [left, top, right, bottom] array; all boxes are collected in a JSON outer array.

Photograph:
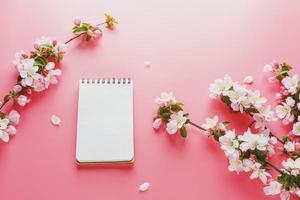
[[1, 132, 9, 142], [139, 182, 150, 192], [51, 115, 61, 126], [243, 76, 253, 84], [144, 61, 151, 68]]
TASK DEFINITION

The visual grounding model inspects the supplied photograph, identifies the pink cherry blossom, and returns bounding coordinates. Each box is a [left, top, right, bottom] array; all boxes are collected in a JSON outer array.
[[17, 95, 30, 106]]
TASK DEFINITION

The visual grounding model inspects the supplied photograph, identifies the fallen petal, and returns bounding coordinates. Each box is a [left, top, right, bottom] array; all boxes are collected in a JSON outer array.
[[51, 115, 61, 126], [144, 61, 151, 68], [139, 182, 150, 192], [243, 75, 253, 84], [1, 132, 9, 142]]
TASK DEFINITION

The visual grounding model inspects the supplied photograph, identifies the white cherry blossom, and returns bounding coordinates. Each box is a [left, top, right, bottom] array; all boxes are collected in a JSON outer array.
[[250, 163, 271, 184], [152, 118, 162, 129], [202, 115, 218, 130], [264, 181, 282, 195], [292, 122, 300, 136], [166, 111, 187, 134], [282, 74, 299, 95], [238, 129, 269, 152], [208, 75, 233, 99], [219, 130, 239, 156], [155, 92, 176, 106]]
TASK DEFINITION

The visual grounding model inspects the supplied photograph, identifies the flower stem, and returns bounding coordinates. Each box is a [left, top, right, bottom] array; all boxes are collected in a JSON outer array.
[[248, 120, 256, 128], [248, 115, 284, 145], [188, 121, 207, 132], [188, 120, 287, 177], [0, 21, 109, 113], [264, 160, 284, 175], [0, 97, 10, 112], [64, 22, 107, 44]]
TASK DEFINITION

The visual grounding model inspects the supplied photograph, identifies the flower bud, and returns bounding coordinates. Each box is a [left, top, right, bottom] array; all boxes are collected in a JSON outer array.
[[87, 29, 93, 36], [34, 43, 40, 50], [283, 90, 289, 96], [276, 99, 283, 104], [13, 85, 22, 93], [52, 39, 57, 47], [73, 17, 81, 26], [297, 103, 300, 111], [93, 30, 102, 38], [271, 60, 279, 68], [289, 115, 295, 122], [275, 93, 282, 100], [27, 89, 32, 95], [268, 76, 276, 83]]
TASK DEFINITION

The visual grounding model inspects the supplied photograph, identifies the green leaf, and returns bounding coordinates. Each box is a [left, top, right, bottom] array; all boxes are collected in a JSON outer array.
[[183, 113, 189, 117], [170, 104, 182, 112], [73, 26, 88, 35], [179, 126, 187, 138], [81, 23, 91, 29], [4, 94, 10, 102], [0, 112, 4, 119], [56, 53, 63, 62], [282, 135, 290, 143], [222, 121, 230, 126], [34, 56, 47, 67], [40, 44, 53, 49], [86, 34, 92, 41]]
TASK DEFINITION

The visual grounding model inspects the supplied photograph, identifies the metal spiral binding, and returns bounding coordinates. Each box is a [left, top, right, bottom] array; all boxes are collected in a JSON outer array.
[[80, 78, 132, 84]]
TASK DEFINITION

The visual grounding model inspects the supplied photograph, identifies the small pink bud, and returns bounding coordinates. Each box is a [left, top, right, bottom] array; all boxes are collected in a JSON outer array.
[[73, 17, 81, 26], [21, 53, 28, 59], [52, 39, 57, 46], [152, 114, 158, 120], [298, 116, 300, 121], [87, 29, 93, 36], [268, 76, 276, 83], [34, 43, 40, 50], [283, 90, 289, 96], [13, 85, 22, 93], [289, 115, 295, 122], [91, 26, 98, 31], [276, 99, 283, 104], [27, 89, 32, 95], [297, 103, 300, 111], [280, 86, 285, 90], [93, 30, 102, 38], [275, 93, 282, 100], [271, 60, 279, 68], [283, 118, 290, 125]]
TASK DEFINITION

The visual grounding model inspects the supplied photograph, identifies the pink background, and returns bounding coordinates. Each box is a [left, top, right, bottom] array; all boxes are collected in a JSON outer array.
[[1, 0, 300, 199]]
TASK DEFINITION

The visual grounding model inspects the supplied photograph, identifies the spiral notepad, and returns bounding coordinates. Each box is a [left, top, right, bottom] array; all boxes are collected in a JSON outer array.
[[76, 78, 134, 164]]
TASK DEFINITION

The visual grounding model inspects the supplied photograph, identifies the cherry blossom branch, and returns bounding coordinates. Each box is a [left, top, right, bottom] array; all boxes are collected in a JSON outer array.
[[65, 22, 107, 44], [247, 114, 284, 144], [153, 92, 300, 198], [188, 120, 285, 175], [188, 121, 207, 132], [0, 13, 118, 143]]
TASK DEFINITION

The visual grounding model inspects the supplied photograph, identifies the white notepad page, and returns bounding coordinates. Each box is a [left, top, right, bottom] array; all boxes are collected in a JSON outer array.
[[76, 78, 134, 164]]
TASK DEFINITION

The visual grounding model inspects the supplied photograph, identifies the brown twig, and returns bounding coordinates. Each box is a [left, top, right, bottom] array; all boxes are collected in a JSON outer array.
[[64, 22, 107, 44], [187, 120, 285, 176]]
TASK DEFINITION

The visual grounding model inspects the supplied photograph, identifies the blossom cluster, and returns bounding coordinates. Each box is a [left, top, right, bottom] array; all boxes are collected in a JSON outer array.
[[72, 13, 118, 41], [0, 36, 66, 142], [264, 62, 300, 136], [153, 71, 300, 199], [0, 110, 20, 142], [209, 75, 277, 130], [202, 115, 300, 199], [152, 92, 189, 137], [0, 14, 117, 142]]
